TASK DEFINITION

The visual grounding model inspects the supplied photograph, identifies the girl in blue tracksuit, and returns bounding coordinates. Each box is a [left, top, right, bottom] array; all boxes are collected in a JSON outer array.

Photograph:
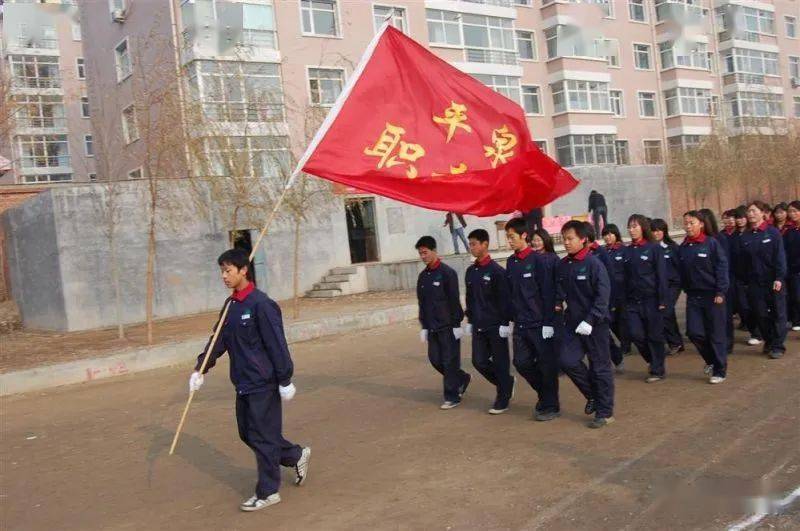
[[740, 201, 788, 358], [623, 214, 669, 382], [651, 218, 684, 356], [602, 224, 628, 369], [678, 211, 729, 383], [784, 201, 800, 332]]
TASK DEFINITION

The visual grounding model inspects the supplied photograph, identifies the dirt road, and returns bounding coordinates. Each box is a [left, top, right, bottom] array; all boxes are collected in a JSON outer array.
[[2, 322, 798, 530]]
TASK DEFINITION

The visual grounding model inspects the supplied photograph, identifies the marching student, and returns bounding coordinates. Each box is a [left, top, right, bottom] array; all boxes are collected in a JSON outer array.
[[740, 201, 788, 359], [699, 208, 720, 237], [505, 218, 561, 421], [189, 248, 310, 512], [623, 214, 669, 382], [602, 224, 629, 370], [718, 210, 739, 354], [556, 221, 614, 429], [651, 219, 684, 356], [531, 227, 556, 255], [585, 222, 615, 276], [464, 229, 515, 415], [733, 206, 762, 344], [415, 236, 471, 409], [678, 211, 730, 384], [786, 201, 800, 332], [771, 203, 790, 235]]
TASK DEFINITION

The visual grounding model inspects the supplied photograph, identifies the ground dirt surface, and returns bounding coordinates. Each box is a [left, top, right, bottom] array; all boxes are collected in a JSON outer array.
[[2, 321, 799, 530]]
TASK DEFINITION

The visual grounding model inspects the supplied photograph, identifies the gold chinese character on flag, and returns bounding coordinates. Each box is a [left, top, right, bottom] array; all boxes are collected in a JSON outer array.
[[433, 102, 472, 143], [483, 125, 517, 168], [364, 122, 426, 179]]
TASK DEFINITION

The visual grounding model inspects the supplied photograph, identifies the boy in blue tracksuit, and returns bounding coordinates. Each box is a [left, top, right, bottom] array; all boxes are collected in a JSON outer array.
[[740, 202, 788, 358], [505, 218, 560, 421], [190, 249, 310, 512], [678, 212, 730, 383], [464, 229, 515, 414], [415, 236, 471, 409], [556, 221, 615, 429]]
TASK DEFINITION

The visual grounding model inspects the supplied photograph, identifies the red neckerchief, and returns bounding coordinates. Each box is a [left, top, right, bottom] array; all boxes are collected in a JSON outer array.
[[685, 232, 707, 244], [569, 246, 591, 261], [724, 227, 735, 235], [589, 241, 600, 251], [427, 259, 442, 271], [630, 238, 646, 248], [475, 255, 492, 267], [231, 282, 254, 302], [754, 221, 768, 232], [515, 247, 534, 260], [607, 242, 622, 250]]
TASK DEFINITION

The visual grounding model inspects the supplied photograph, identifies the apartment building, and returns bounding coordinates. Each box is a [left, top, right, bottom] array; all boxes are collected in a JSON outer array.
[[0, 0, 95, 185]]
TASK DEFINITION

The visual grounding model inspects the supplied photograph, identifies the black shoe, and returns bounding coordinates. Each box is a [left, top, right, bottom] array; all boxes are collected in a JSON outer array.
[[488, 398, 510, 415], [768, 350, 784, 359], [584, 399, 596, 415], [588, 416, 615, 429], [459, 373, 471, 397], [534, 400, 543, 413], [534, 410, 561, 422]]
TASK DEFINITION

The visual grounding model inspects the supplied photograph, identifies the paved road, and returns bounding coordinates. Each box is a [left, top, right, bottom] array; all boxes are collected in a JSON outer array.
[[2, 321, 799, 530]]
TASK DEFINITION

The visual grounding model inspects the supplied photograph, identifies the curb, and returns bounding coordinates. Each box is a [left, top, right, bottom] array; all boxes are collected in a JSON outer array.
[[0, 303, 418, 397]]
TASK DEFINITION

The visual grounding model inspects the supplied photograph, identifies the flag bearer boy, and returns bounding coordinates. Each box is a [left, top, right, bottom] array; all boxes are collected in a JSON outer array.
[[505, 218, 560, 421], [189, 248, 310, 512], [556, 221, 615, 429], [464, 229, 515, 414], [416, 236, 471, 409]]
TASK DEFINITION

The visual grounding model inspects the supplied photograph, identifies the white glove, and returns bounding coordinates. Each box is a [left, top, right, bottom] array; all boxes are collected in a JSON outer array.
[[464, 323, 473, 336], [420, 329, 428, 343], [279, 383, 296, 401], [189, 371, 204, 392], [453, 327, 464, 341], [542, 326, 555, 340], [575, 321, 593, 336], [498, 325, 511, 338]]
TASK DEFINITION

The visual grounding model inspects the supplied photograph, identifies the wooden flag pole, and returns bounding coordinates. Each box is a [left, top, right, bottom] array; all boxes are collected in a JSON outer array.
[[169, 178, 296, 456]]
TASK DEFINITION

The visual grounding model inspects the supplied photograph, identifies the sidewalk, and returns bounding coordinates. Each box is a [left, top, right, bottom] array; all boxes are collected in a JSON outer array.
[[0, 290, 417, 395]]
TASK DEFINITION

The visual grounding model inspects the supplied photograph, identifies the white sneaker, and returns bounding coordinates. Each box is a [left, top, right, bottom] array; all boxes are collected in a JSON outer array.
[[709, 376, 726, 385], [294, 447, 311, 486], [747, 337, 763, 346], [703, 365, 713, 376], [240, 493, 281, 512], [792, 325, 800, 332], [440, 401, 461, 410]]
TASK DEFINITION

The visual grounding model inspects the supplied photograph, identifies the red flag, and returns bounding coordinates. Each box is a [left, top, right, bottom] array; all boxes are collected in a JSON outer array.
[[298, 26, 578, 216]]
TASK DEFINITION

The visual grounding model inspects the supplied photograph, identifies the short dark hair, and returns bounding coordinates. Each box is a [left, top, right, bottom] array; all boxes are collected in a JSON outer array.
[[789, 200, 800, 211], [218, 248, 252, 280], [772, 202, 789, 215], [561, 220, 588, 239], [583, 221, 597, 242], [504, 217, 529, 238], [748, 200, 771, 213], [734, 206, 747, 219], [415, 236, 437, 251], [468, 228, 489, 243], [530, 228, 555, 253], [627, 214, 653, 241], [601, 223, 622, 243], [723, 209, 736, 218]]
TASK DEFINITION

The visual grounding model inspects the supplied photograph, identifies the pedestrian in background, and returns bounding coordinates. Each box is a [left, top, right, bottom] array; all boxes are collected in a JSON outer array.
[[444, 212, 468, 255], [651, 218, 685, 356], [588, 190, 608, 232]]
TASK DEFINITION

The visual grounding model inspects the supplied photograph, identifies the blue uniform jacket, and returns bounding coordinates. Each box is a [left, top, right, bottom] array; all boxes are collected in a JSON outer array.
[[784, 226, 800, 276], [605, 244, 627, 307], [465, 257, 512, 332], [506, 248, 557, 329], [660, 240, 682, 289], [196, 288, 294, 395], [623, 241, 668, 307], [556, 249, 611, 327], [739, 224, 787, 285], [417, 260, 464, 332], [677, 235, 729, 296], [718, 230, 739, 285]]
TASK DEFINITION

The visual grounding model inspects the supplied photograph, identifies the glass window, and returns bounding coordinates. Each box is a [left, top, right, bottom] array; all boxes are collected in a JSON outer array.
[[629, 0, 646, 22], [545, 26, 559, 59], [787, 16, 797, 38], [241, 4, 276, 49], [17, 135, 70, 169], [72, 23, 82, 41], [615, 140, 629, 165], [516, 30, 537, 60], [534, 140, 547, 154], [122, 105, 139, 143], [638, 92, 657, 117], [196, 61, 284, 123], [77, 58, 85, 80], [301, 0, 339, 37], [426, 9, 461, 46], [373, 5, 406, 33], [743, 7, 775, 35], [555, 135, 616, 166], [9, 55, 61, 89], [789, 56, 800, 79], [308, 67, 344, 106], [84, 135, 94, 157], [522, 85, 541, 114], [474, 74, 521, 103], [550, 80, 610, 112], [115, 39, 132, 81], [81, 96, 90, 118], [794, 96, 800, 118], [634, 43, 652, 69], [610, 89, 624, 116], [644, 140, 663, 164], [15, 94, 66, 128]]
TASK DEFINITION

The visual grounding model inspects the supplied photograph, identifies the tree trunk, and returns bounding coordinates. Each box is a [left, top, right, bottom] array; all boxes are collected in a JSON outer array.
[[292, 213, 301, 320], [145, 217, 156, 345], [110, 233, 125, 340]]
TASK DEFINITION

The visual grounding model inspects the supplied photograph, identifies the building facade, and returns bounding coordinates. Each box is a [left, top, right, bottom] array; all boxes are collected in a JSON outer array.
[[0, 0, 96, 185]]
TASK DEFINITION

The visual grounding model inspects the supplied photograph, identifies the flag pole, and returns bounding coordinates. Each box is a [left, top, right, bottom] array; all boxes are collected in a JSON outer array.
[[169, 175, 297, 456]]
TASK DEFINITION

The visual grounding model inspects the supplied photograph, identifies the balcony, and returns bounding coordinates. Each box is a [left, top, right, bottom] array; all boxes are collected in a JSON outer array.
[[238, 29, 277, 50], [655, 1, 707, 24], [12, 76, 63, 90], [463, 0, 513, 7], [19, 155, 71, 170], [16, 116, 68, 129], [17, 37, 59, 50], [202, 102, 285, 123], [464, 48, 518, 66], [727, 73, 766, 85]]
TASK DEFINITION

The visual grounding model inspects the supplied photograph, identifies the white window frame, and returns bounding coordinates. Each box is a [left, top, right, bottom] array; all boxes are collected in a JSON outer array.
[[614, 139, 630, 165], [426, 9, 462, 48], [109, 0, 127, 13], [633, 42, 653, 70], [794, 96, 800, 118], [300, 0, 342, 38], [600, 38, 620, 67], [121, 104, 139, 144], [81, 96, 90, 118], [743, 7, 775, 36], [114, 37, 132, 82], [637, 91, 658, 118], [516, 29, 538, 61], [610, 89, 625, 117], [643, 139, 663, 165], [628, 0, 647, 22], [787, 16, 798, 39], [789, 56, 800, 80], [522, 84, 543, 115], [372, 4, 408, 34], [76, 57, 85, 80], [306, 66, 346, 107], [474, 74, 521, 103], [534, 139, 548, 155], [84, 135, 94, 157], [72, 23, 82, 41]]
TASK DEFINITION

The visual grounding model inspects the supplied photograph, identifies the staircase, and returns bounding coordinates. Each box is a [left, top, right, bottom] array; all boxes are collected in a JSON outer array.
[[306, 266, 368, 298]]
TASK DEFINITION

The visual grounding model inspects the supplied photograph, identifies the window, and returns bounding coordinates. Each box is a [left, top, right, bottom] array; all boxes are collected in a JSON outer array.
[[241, 3, 277, 49], [555, 135, 617, 166], [643, 140, 663, 164], [301, 0, 339, 37], [664, 87, 712, 116], [787, 16, 798, 38], [17, 135, 70, 169], [659, 41, 709, 70], [534, 140, 547, 154], [373, 5, 406, 33], [743, 7, 775, 35], [668, 135, 703, 152], [516, 30, 537, 61], [726, 92, 784, 118], [550, 80, 611, 113], [122, 104, 139, 143], [514, 0, 532, 5], [610, 89, 624, 116], [72, 23, 82, 41], [15, 94, 66, 128], [461, 14, 516, 64], [81, 96, 90, 118], [724, 48, 779, 76], [789, 56, 800, 79], [614, 140, 630, 165], [114, 38, 132, 81], [629, 0, 646, 22], [202, 136, 291, 178], [634, 43, 652, 70], [426, 9, 461, 46], [545, 27, 559, 59], [308, 67, 344, 106], [522, 85, 542, 114], [638, 92, 657, 117], [84, 135, 94, 157], [77, 58, 85, 80], [600, 39, 620, 67], [128, 168, 143, 180], [110, 0, 126, 12], [473, 74, 521, 103], [194, 61, 284, 123], [794, 96, 800, 118], [89, 173, 97, 182], [9, 55, 60, 89]]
